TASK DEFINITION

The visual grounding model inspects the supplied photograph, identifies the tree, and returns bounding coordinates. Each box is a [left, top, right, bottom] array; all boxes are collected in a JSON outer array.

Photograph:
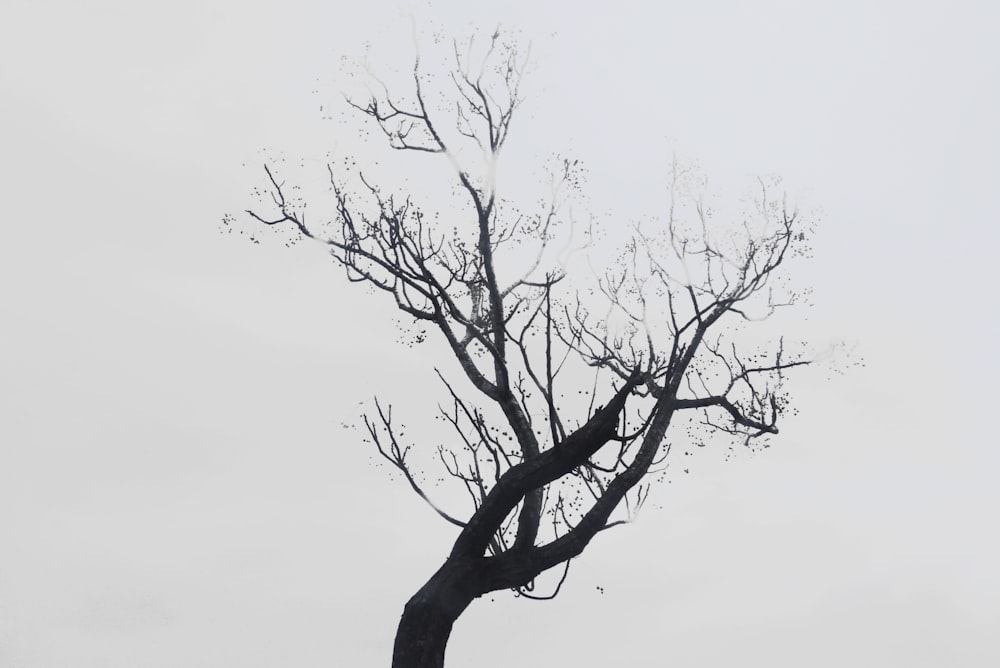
[[235, 29, 815, 668]]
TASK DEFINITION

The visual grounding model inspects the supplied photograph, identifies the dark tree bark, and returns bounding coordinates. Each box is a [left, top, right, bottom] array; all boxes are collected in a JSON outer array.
[[235, 27, 819, 668], [392, 561, 477, 668]]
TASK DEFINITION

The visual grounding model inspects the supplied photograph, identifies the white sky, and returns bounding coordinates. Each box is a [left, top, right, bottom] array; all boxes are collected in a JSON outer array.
[[2, 0, 998, 666]]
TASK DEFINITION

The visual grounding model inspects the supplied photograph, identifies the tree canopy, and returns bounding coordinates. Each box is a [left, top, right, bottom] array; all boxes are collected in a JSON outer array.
[[235, 27, 817, 668]]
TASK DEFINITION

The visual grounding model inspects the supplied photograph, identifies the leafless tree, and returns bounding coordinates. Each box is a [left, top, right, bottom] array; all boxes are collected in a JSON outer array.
[[236, 29, 815, 668]]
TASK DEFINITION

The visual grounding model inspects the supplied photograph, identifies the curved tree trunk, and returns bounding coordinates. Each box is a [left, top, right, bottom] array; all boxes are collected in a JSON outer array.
[[391, 560, 478, 668]]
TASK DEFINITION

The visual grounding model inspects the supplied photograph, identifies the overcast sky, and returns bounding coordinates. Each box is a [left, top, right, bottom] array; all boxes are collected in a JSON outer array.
[[2, 1, 998, 666]]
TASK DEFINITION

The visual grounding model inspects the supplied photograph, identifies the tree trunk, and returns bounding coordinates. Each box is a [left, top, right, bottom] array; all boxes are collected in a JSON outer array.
[[391, 560, 478, 668]]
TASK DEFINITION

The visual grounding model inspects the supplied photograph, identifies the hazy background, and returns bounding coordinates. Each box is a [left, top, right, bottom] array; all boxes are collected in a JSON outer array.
[[2, 1, 998, 666]]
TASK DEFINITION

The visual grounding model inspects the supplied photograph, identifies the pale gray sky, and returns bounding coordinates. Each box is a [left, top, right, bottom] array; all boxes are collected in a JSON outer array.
[[2, 1, 998, 666]]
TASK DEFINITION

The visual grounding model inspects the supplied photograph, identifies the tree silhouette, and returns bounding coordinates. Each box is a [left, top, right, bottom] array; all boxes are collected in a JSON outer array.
[[237, 29, 815, 668]]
